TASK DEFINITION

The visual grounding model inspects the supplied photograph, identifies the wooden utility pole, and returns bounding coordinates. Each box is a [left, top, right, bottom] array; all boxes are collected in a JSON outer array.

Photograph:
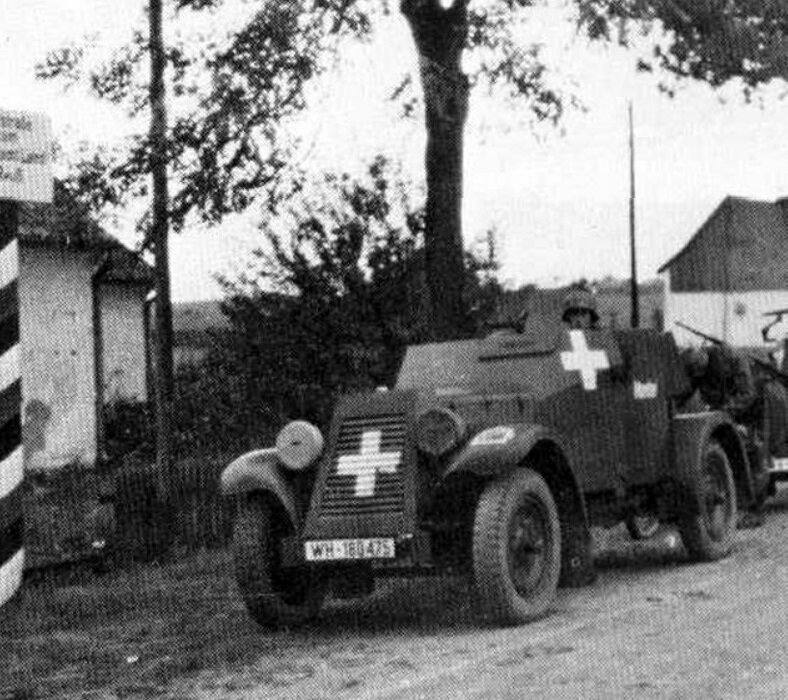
[[149, 0, 175, 509], [629, 101, 639, 328]]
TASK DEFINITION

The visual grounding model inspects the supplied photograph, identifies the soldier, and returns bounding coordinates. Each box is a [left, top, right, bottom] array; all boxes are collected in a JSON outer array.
[[562, 286, 599, 330], [681, 344, 763, 527], [681, 345, 758, 422]]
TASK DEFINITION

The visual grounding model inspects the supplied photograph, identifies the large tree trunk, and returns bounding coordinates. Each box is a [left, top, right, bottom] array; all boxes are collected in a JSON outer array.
[[402, 0, 470, 341], [149, 0, 176, 514]]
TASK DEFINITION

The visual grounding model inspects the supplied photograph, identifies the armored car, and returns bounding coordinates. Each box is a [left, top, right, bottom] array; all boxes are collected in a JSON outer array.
[[222, 324, 765, 626]]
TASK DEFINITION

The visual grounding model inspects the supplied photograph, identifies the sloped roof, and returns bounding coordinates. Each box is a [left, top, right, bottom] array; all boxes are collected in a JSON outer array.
[[658, 196, 788, 273], [18, 181, 153, 286]]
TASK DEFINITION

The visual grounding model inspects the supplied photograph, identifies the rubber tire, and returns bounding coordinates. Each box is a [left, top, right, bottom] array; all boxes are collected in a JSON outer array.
[[232, 497, 325, 628], [472, 468, 562, 625], [679, 440, 737, 561], [625, 515, 660, 540]]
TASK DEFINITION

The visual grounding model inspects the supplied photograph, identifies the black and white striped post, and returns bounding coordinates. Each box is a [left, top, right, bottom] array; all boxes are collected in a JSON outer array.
[[0, 109, 52, 608], [0, 200, 23, 608]]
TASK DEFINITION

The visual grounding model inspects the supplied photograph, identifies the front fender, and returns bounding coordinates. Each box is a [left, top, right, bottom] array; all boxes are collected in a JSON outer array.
[[220, 448, 298, 529], [445, 423, 568, 480], [671, 410, 753, 511]]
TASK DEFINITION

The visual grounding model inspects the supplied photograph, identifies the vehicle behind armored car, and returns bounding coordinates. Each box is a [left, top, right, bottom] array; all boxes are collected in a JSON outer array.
[[221, 323, 763, 626]]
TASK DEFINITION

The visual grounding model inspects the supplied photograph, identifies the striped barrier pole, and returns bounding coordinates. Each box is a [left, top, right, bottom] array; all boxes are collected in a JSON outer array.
[[0, 109, 51, 608], [0, 200, 23, 608]]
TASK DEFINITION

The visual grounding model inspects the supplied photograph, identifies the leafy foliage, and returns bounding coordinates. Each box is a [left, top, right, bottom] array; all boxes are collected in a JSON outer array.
[[577, 0, 788, 92], [219, 156, 429, 428], [38, 1, 387, 234], [219, 155, 500, 429], [102, 157, 500, 455], [42, 0, 784, 341]]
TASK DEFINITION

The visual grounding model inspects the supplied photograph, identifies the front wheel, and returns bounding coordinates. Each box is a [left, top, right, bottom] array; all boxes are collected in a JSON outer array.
[[678, 440, 737, 561], [472, 468, 561, 624], [232, 497, 325, 628]]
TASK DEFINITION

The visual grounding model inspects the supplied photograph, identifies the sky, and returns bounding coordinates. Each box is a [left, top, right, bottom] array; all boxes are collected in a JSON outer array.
[[3, 1, 788, 301]]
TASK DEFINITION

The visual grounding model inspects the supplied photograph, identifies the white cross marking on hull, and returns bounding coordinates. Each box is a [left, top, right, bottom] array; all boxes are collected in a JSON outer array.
[[337, 429, 401, 497], [560, 330, 609, 391]]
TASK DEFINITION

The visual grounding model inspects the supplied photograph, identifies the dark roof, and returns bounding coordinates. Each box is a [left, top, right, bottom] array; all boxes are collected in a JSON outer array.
[[18, 181, 153, 286], [658, 196, 788, 273]]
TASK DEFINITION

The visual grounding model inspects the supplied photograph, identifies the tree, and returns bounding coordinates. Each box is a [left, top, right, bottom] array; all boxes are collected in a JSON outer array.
[[38, 0, 567, 342], [220, 156, 429, 426], [220, 155, 501, 430], [43, 1, 782, 347], [148, 0, 177, 513], [577, 1, 788, 91]]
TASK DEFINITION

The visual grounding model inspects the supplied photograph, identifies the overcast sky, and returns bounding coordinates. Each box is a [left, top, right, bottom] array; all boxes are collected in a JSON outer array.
[[4, 1, 788, 301]]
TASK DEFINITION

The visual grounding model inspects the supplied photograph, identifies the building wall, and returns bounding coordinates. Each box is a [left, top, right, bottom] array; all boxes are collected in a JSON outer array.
[[662, 271, 788, 348], [100, 283, 148, 403], [18, 246, 97, 469]]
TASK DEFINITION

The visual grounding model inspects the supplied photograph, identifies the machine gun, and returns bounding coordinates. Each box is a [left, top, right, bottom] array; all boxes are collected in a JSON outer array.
[[675, 321, 788, 387]]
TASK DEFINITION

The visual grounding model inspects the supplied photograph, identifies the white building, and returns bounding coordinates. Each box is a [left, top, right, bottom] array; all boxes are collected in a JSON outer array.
[[659, 196, 788, 349], [18, 187, 152, 470]]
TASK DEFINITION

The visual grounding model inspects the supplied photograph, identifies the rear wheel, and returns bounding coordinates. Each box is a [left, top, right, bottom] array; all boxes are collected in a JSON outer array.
[[679, 440, 737, 561], [472, 468, 561, 624], [233, 496, 325, 628]]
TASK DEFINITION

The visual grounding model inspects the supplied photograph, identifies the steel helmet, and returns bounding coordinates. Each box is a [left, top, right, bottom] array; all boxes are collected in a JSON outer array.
[[562, 287, 599, 323], [682, 346, 710, 379]]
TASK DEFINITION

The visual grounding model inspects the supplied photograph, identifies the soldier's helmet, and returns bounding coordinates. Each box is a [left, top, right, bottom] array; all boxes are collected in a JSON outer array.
[[561, 287, 599, 324], [682, 346, 710, 380]]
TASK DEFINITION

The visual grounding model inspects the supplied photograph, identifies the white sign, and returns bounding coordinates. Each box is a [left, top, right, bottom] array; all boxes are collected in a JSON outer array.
[[560, 330, 610, 391], [336, 429, 401, 497], [470, 426, 515, 446], [0, 109, 53, 203]]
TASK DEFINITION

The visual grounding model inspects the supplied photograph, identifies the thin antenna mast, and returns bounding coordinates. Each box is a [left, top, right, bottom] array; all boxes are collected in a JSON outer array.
[[629, 101, 639, 328]]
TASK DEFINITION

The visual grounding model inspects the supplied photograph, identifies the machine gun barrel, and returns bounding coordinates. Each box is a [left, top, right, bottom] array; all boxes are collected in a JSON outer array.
[[675, 321, 788, 387], [675, 321, 723, 346]]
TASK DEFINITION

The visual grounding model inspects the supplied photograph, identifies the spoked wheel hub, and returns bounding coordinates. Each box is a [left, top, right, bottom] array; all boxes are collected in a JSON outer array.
[[508, 497, 551, 598], [701, 450, 734, 541]]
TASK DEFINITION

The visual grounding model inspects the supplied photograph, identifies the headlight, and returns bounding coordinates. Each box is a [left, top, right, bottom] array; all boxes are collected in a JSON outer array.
[[415, 408, 466, 457], [275, 420, 324, 471]]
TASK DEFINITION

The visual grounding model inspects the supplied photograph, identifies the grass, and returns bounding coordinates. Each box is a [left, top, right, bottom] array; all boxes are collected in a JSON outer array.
[[23, 466, 114, 568], [0, 549, 264, 699]]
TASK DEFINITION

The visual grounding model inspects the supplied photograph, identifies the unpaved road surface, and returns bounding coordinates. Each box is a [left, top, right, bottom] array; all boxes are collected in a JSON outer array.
[[151, 489, 788, 700]]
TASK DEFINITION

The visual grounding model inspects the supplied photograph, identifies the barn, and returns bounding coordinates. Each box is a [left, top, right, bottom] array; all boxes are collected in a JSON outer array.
[[659, 196, 788, 348], [18, 186, 152, 470]]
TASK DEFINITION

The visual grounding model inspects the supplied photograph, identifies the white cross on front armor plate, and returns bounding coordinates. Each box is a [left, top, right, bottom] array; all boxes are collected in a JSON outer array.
[[336, 429, 401, 497], [560, 330, 609, 391]]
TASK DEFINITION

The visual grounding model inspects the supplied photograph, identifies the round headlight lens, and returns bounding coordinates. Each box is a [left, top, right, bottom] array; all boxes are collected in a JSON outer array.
[[415, 408, 466, 457], [275, 420, 324, 470]]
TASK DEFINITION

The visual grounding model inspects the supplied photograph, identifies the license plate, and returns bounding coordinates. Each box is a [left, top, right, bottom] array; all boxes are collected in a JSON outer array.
[[304, 538, 395, 562]]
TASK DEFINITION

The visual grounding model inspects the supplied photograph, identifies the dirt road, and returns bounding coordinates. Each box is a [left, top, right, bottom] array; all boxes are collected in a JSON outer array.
[[150, 489, 788, 700]]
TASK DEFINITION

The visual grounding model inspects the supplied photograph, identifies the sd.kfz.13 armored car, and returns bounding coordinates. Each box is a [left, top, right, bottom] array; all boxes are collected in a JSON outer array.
[[221, 324, 764, 626]]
